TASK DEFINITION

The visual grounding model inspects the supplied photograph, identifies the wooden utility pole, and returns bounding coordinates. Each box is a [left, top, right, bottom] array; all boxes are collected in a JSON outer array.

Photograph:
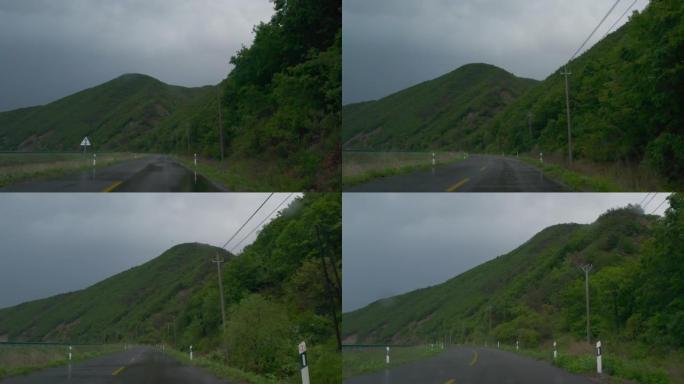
[[561, 66, 573, 165], [579, 264, 593, 343], [217, 89, 225, 161], [213, 253, 226, 330]]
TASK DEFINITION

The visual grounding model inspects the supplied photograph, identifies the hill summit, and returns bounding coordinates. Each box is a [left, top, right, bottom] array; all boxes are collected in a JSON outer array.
[[342, 63, 538, 151]]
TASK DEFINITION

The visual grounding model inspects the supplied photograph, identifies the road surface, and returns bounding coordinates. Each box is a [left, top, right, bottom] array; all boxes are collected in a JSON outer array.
[[346, 346, 594, 384], [0, 156, 224, 192], [0, 347, 230, 384], [345, 155, 567, 192]]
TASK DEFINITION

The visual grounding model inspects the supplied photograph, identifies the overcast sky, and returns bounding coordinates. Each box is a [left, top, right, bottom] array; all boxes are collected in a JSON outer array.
[[0, 193, 297, 309], [343, 193, 670, 312], [0, 0, 274, 112], [343, 0, 650, 104]]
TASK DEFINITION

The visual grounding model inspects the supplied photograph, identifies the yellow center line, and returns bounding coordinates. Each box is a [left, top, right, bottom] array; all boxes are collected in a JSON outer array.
[[112, 366, 126, 376], [446, 178, 469, 192], [469, 350, 478, 367], [101, 181, 123, 193]]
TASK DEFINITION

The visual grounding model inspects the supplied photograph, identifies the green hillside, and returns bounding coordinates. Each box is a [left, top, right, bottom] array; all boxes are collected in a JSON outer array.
[[476, 0, 684, 185], [0, 242, 229, 343], [342, 63, 538, 150], [0, 193, 342, 383], [0, 74, 213, 152], [343, 194, 684, 355]]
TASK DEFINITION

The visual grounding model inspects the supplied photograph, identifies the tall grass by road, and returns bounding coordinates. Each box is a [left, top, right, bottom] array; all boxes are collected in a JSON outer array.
[[0, 343, 122, 379], [0, 152, 144, 188], [342, 345, 445, 379], [342, 151, 465, 186]]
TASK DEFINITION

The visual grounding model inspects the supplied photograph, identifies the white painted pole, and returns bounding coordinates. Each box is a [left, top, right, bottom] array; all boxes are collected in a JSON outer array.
[[190, 345, 193, 361], [68, 345, 72, 361], [516, 340, 519, 351], [93, 154, 97, 167], [540, 152, 543, 163], [299, 342, 310, 384], [596, 341, 602, 374], [553, 341, 558, 360], [497, 341, 500, 349], [386, 346, 390, 364], [194, 153, 197, 166], [432, 152, 436, 166]]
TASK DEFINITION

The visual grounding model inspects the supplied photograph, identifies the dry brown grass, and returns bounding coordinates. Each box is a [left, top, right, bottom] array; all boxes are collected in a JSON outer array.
[[342, 151, 465, 184]]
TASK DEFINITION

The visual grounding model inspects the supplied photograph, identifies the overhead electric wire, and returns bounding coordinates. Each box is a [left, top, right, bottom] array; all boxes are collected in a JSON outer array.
[[570, 0, 622, 61], [231, 193, 295, 253], [604, 0, 639, 37], [221, 193, 274, 249], [650, 196, 669, 215], [642, 193, 658, 211], [639, 192, 653, 207]]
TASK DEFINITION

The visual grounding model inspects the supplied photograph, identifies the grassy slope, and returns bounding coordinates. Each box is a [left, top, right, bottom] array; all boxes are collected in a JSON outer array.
[[476, 1, 684, 185], [0, 74, 213, 152], [342, 63, 538, 151], [0, 243, 232, 343]]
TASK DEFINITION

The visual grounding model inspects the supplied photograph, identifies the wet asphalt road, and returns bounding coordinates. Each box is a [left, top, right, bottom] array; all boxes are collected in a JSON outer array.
[[0, 156, 224, 192], [0, 347, 229, 384], [346, 346, 594, 384], [345, 155, 567, 192]]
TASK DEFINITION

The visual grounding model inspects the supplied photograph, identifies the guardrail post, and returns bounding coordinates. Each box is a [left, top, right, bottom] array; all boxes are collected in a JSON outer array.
[[596, 341, 602, 373], [299, 342, 310, 384]]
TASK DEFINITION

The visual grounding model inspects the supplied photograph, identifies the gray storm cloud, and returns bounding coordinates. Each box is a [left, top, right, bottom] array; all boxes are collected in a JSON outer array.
[[0, 193, 297, 309], [343, 0, 649, 104], [0, 0, 274, 111], [342, 193, 669, 313]]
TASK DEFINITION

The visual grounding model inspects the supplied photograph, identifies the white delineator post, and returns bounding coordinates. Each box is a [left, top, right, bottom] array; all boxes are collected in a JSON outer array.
[[596, 341, 602, 373], [432, 152, 436, 166], [553, 341, 558, 360], [299, 342, 310, 384], [68, 345, 72, 361], [539, 152, 543, 163], [190, 345, 193, 361], [497, 341, 500, 349], [386, 346, 390, 364], [93, 154, 97, 167], [516, 340, 519, 351], [194, 153, 197, 166]]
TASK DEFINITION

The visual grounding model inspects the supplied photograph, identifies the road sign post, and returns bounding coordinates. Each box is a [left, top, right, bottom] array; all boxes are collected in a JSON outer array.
[[190, 345, 193, 361], [553, 341, 558, 360], [596, 341, 602, 373], [299, 342, 310, 384], [386, 346, 390, 364], [80, 137, 91, 153]]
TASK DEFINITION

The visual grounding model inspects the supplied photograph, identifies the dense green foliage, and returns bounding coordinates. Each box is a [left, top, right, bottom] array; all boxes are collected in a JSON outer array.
[[0, 0, 342, 190], [342, 64, 537, 150], [0, 75, 212, 151], [0, 193, 341, 382], [343, 195, 684, 353], [343, 0, 684, 184], [480, 0, 684, 184]]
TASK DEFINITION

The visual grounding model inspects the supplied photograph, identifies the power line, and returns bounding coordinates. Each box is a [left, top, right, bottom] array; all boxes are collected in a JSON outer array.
[[570, 0, 622, 61], [650, 197, 669, 215], [604, 0, 639, 37], [221, 193, 274, 249], [231, 193, 295, 253], [639, 192, 653, 207], [643, 193, 658, 211]]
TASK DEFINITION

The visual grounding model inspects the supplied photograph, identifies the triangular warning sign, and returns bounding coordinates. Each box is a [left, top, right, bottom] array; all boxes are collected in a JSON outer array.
[[80, 137, 91, 146]]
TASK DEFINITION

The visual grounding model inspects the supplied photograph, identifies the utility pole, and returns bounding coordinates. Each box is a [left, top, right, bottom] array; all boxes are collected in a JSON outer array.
[[213, 253, 226, 330], [561, 65, 573, 165], [579, 264, 593, 344], [217, 88, 225, 161]]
